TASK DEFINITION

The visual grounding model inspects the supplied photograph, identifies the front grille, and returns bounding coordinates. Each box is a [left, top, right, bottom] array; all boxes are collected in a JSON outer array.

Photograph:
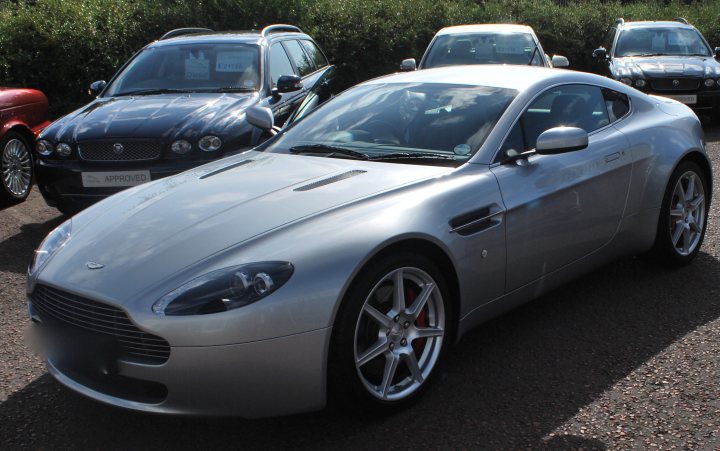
[[78, 140, 162, 161], [31, 284, 170, 364], [650, 78, 701, 92]]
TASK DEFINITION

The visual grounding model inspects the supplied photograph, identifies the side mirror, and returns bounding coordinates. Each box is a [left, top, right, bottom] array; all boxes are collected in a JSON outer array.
[[551, 55, 569, 68], [536, 127, 588, 155], [246, 105, 274, 131], [592, 47, 608, 60], [88, 80, 106, 97], [400, 58, 417, 72], [275, 75, 303, 94], [715, 47, 720, 58]]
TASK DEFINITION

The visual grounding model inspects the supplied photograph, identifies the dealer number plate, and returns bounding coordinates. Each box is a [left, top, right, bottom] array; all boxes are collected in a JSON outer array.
[[81, 171, 151, 188], [662, 94, 697, 105]]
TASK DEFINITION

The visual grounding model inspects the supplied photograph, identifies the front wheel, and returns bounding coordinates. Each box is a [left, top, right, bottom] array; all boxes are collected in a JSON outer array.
[[0, 131, 33, 205], [328, 252, 452, 412], [651, 160, 709, 266]]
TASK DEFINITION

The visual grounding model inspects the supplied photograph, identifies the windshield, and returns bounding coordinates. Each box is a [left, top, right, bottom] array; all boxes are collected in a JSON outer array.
[[615, 27, 711, 57], [423, 32, 544, 68], [268, 82, 517, 165], [105, 43, 260, 96]]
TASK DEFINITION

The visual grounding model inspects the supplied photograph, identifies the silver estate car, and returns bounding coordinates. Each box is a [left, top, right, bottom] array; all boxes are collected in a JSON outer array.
[[27, 65, 712, 417]]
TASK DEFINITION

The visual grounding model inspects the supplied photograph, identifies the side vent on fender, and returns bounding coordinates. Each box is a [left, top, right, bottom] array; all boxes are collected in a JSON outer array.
[[449, 205, 504, 236], [294, 170, 367, 192]]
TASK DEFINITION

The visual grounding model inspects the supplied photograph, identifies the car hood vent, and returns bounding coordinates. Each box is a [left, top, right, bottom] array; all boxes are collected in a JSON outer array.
[[294, 170, 367, 192], [200, 159, 254, 179]]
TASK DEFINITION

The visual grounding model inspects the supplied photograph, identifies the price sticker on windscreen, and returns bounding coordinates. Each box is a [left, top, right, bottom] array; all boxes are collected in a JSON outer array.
[[185, 54, 210, 80], [216, 51, 251, 72]]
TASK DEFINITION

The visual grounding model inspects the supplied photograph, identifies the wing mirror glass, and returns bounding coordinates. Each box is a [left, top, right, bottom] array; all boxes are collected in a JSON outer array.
[[551, 55, 569, 68], [536, 127, 588, 155], [88, 80, 106, 97], [400, 58, 417, 72], [592, 47, 608, 60], [275, 75, 303, 94], [246, 105, 274, 131]]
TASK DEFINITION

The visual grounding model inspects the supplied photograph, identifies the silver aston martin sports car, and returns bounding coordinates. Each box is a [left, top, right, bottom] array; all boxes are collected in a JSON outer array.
[[27, 65, 712, 417]]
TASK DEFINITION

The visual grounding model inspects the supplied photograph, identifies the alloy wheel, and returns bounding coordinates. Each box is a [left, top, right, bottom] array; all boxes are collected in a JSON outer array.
[[669, 170, 706, 256], [2, 138, 32, 198]]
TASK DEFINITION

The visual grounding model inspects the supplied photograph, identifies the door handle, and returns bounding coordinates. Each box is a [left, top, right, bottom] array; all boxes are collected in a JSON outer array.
[[604, 152, 621, 162]]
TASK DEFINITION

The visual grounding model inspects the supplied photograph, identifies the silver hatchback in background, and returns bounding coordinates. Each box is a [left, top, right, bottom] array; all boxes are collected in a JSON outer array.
[[28, 65, 711, 417]]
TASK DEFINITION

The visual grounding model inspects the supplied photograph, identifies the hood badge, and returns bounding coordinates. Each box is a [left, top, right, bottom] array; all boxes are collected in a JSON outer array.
[[86, 261, 105, 270], [672, 79, 680, 87], [113, 143, 124, 155]]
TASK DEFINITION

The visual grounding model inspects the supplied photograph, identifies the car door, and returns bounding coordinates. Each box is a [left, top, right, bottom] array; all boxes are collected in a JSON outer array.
[[490, 84, 633, 292], [266, 41, 304, 125]]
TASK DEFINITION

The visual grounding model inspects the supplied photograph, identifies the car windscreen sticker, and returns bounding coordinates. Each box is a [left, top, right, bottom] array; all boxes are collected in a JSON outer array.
[[216, 51, 252, 72], [495, 36, 530, 55], [651, 34, 665, 52], [185, 54, 210, 80]]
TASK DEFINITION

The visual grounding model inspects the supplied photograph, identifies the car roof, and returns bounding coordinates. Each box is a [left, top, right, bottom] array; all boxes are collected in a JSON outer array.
[[620, 21, 695, 30], [148, 31, 310, 48], [435, 24, 535, 36], [361, 65, 580, 92]]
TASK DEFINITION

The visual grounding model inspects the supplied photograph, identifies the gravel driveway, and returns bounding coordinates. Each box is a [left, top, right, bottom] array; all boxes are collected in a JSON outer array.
[[1, 126, 719, 450]]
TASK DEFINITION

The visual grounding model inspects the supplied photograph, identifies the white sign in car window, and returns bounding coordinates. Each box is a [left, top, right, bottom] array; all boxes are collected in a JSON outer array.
[[185, 53, 210, 80], [216, 51, 252, 72], [495, 37, 530, 54]]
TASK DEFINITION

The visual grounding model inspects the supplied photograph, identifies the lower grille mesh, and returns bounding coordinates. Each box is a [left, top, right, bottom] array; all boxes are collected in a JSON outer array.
[[31, 284, 170, 364]]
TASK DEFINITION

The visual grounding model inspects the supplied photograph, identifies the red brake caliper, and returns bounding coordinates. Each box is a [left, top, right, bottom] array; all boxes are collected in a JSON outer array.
[[405, 285, 427, 356]]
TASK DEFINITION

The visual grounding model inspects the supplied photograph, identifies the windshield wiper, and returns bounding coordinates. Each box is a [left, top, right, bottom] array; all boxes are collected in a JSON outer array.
[[370, 152, 456, 162], [289, 144, 370, 160], [114, 88, 196, 96], [628, 53, 664, 57], [204, 87, 257, 93], [527, 46, 540, 65]]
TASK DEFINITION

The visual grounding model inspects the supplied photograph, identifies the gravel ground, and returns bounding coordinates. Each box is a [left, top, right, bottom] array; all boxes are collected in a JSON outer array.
[[1, 126, 719, 450]]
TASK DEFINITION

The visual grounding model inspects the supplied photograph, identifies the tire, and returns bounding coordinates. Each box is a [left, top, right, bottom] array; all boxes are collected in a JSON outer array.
[[0, 131, 33, 205], [328, 252, 453, 413], [651, 160, 709, 266]]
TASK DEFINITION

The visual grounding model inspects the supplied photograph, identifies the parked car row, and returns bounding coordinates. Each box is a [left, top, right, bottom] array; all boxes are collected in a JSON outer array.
[[18, 19, 716, 419]]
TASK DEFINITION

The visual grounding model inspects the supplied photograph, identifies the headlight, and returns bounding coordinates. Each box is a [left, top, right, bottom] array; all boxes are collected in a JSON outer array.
[[198, 135, 222, 152], [620, 78, 632, 85], [55, 143, 72, 157], [635, 79, 646, 88], [704, 78, 715, 87], [171, 140, 192, 155], [29, 219, 72, 276], [152, 261, 294, 316], [36, 140, 54, 156]]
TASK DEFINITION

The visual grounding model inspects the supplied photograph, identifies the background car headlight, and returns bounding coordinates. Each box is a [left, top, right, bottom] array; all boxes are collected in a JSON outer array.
[[171, 140, 192, 154], [29, 219, 71, 276], [198, 135, 222, 152], [635, 79, 646, 88], [152, 261, 294, 316], [35, 140, 54, 156], [620, 78, 632, 85], [704, 78, 715, 87], [55, 143, 72, 157]]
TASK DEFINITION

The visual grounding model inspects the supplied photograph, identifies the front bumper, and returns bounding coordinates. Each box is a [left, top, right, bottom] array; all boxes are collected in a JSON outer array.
[[29, 299, 330, 418]]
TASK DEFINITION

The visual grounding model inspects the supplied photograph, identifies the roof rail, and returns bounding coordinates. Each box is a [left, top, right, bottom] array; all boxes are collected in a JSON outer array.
[[615, 18, 625, 24], [261, 24, 302, 37], [675, 17, 689, 24], [160, 28, 214, 41]]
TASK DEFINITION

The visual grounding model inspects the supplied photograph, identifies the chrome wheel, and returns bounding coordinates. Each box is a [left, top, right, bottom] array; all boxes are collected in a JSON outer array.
[[669, 170, 705, 256], [353, 266, 445, 401], [2, 137, 32, 198]]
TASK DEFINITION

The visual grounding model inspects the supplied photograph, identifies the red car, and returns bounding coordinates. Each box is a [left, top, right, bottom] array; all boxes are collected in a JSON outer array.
[[1, 88, 50, 205]]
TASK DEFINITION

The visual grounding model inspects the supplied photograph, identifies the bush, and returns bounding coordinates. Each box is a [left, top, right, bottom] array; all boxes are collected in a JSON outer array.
[[1, 0, 719, 117]]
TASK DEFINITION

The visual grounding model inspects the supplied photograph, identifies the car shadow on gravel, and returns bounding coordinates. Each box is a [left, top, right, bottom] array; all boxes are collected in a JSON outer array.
[[0, 216, 64, 275], [1, 251, 719, 450]]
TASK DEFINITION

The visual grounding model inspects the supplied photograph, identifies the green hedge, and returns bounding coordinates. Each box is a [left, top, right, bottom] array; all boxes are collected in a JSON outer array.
[[1, 0, 719, 116]]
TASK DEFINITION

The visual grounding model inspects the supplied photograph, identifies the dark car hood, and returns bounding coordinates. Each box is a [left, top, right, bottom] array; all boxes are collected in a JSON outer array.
[[613, 55, 720, 79], [41, 92, 258, 142]]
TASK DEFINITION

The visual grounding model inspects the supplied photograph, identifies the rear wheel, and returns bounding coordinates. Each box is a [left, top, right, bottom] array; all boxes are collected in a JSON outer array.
[[0, 131, 33, 205], [651, 160, 708, 266], [328, 252, 451, 412]]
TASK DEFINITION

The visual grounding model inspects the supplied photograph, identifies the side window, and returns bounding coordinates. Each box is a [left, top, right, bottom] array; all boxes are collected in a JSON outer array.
[[299, 40, 328, 69], [283, 40, 315, 76], [269, 43, 295, 86], [499, 120, 527, 156], [602, 88, 630, 122]]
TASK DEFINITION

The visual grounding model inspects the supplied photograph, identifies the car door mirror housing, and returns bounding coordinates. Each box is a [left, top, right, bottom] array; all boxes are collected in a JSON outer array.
[[715, 47, 720, 58], [551, 55, 570, 68], [535, 127, 588, 155], [400, 58, 417, 71], [89, 80, 107, 97], [246, 105, 275, 131], [275, 75, 303, 94], [592, 47, 608, 60]]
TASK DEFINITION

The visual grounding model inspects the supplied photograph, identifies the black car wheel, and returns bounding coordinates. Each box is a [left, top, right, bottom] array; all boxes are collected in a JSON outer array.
[[0, 131, 33, 205]]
